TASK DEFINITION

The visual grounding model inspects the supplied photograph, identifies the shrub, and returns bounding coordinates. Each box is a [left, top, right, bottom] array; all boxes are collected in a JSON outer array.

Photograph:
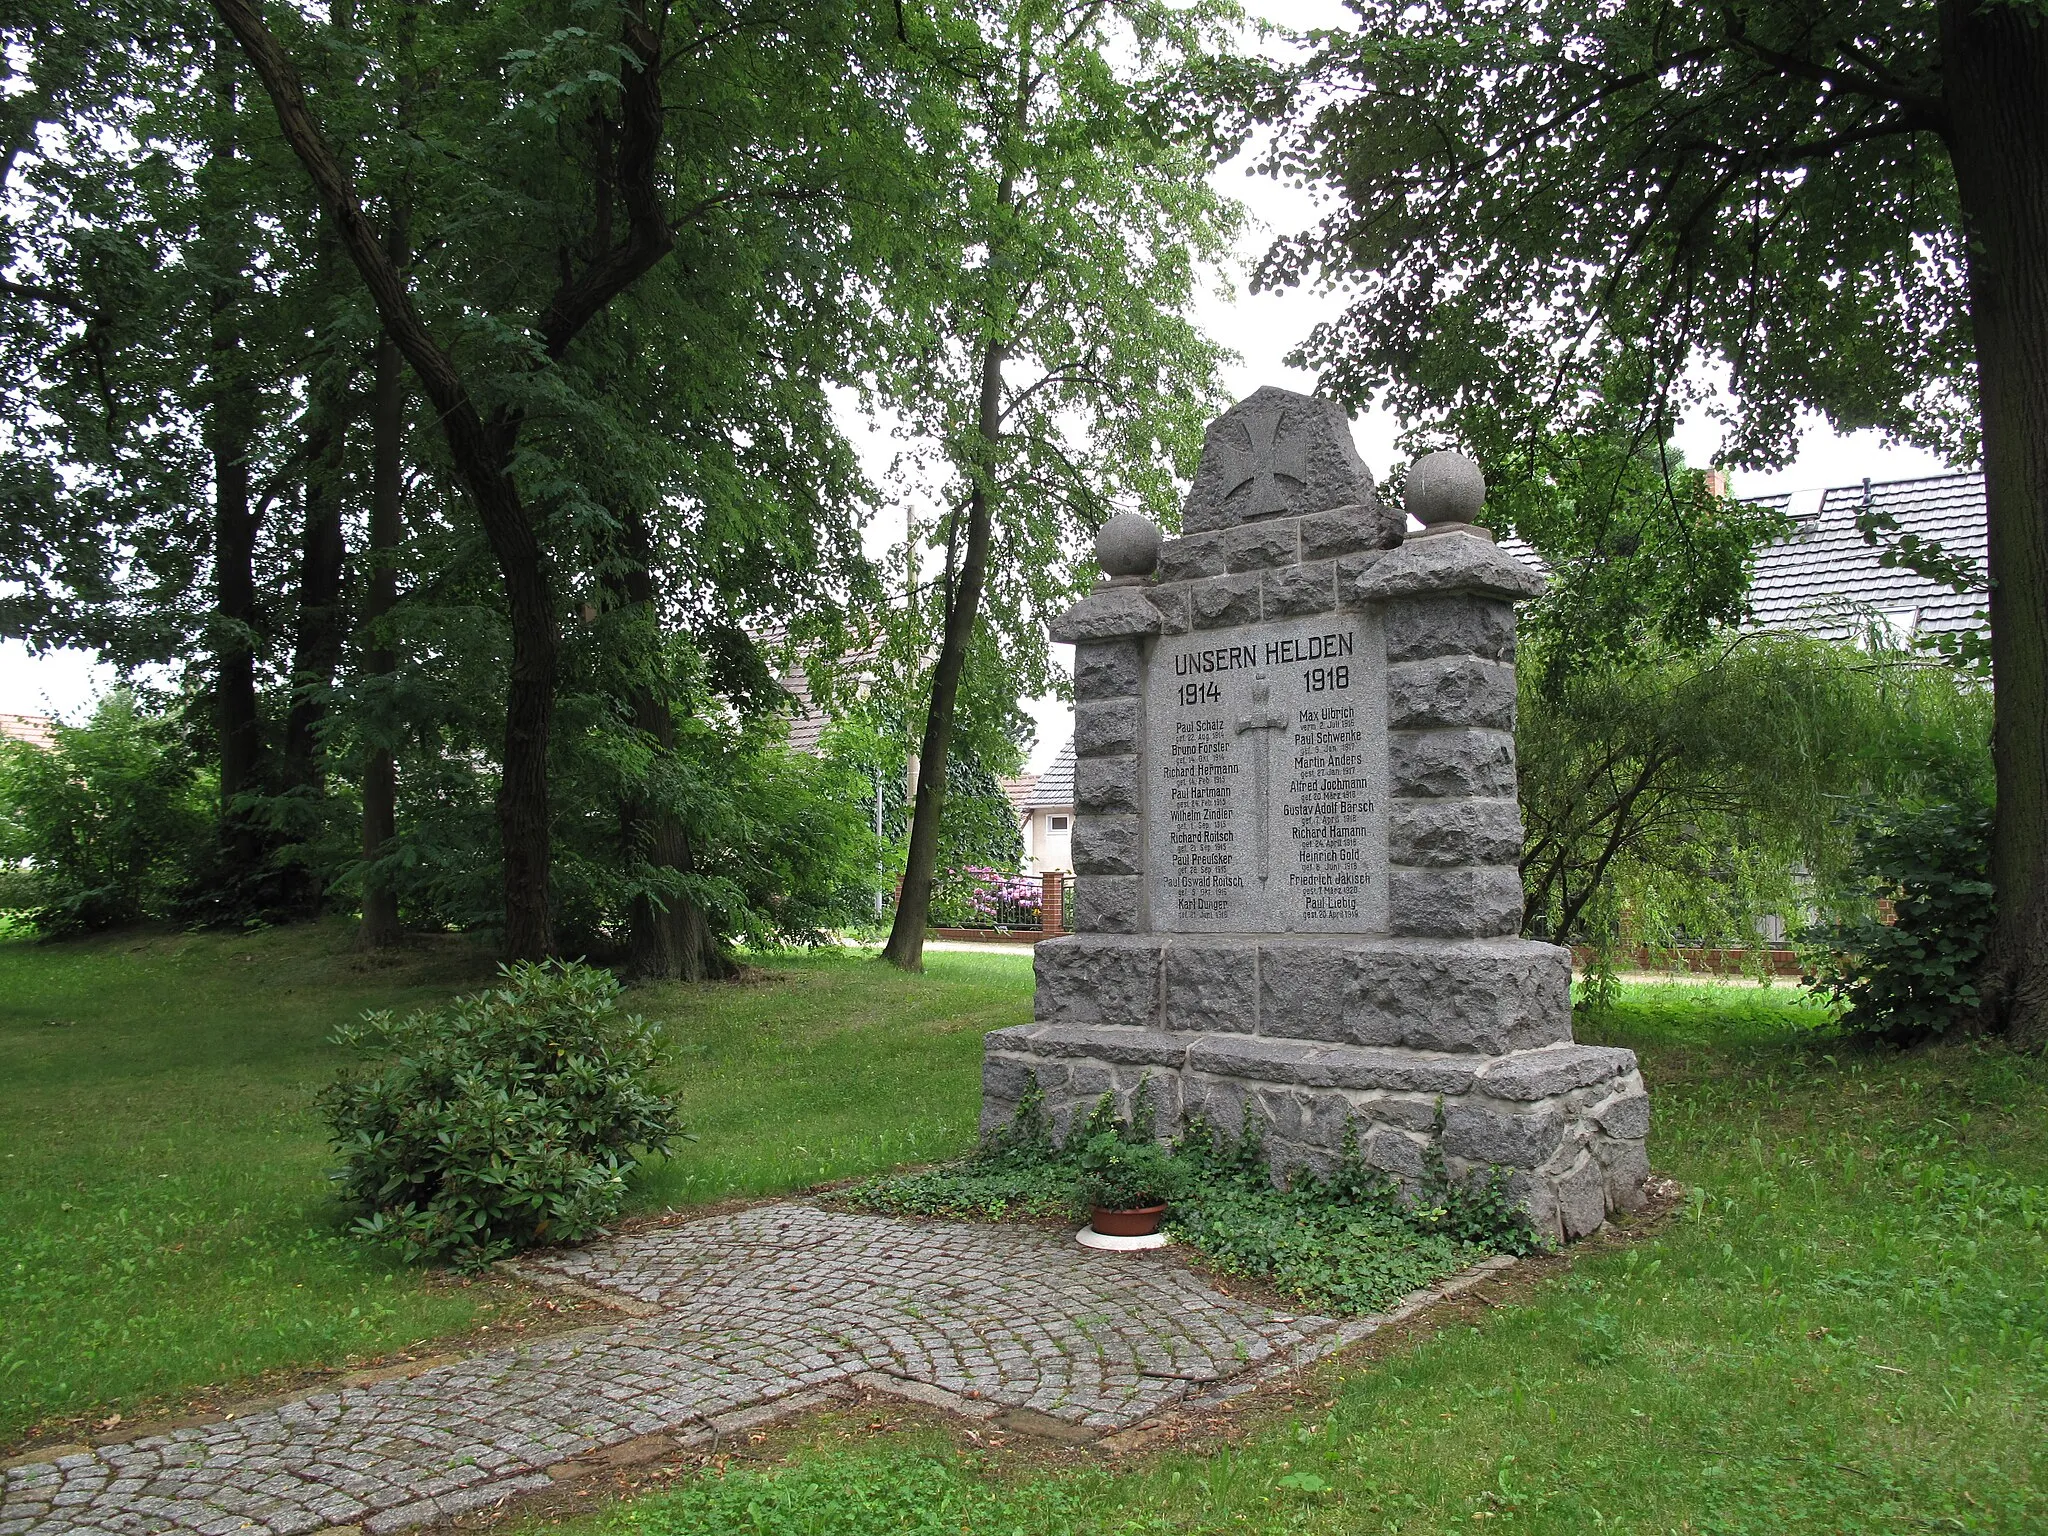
[[1075, 1128, 1182, 1209], [321, 960, 682, 1266], [0, 692, 210, 935], [1804, 798, 1995, 1044]]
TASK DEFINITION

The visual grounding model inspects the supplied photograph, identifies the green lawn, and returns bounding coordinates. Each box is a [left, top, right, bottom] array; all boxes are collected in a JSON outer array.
[[549, 983, 2048, 1535], [0, 924, 1031, 1445], [7, 932, 2047, 1531]]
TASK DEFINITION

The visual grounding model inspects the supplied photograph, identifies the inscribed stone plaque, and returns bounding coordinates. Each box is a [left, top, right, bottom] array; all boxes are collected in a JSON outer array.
[[1145, 613, 1389, 933]]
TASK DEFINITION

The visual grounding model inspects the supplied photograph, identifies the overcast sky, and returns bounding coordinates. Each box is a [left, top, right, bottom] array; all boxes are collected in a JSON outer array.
[[0, 9, 1955, 760]]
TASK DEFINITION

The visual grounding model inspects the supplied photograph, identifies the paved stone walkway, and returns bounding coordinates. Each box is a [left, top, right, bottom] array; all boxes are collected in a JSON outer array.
[[2, 1205, 1366, 1536]]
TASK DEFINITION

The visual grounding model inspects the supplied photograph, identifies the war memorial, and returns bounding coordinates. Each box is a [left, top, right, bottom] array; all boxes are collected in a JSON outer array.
[[981, 387, 1651, 1242]]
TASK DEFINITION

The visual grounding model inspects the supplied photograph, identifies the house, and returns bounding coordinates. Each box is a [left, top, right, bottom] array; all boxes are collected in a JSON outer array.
[[0, 713, 55, 751], [1019, 742, 1074, 875], [1743, 471, 1987, 644]]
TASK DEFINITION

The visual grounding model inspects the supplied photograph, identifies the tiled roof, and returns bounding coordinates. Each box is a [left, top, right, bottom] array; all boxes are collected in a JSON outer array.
[[1745, 472, 1986, 641], [1000, 774, 1039, 816], [1026, 741, 1074, 809], [0, 713, 55, 750]]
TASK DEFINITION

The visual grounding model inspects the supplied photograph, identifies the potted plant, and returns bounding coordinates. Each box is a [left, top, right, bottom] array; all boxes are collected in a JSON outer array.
[[1075, 1130, 1181, 1236]]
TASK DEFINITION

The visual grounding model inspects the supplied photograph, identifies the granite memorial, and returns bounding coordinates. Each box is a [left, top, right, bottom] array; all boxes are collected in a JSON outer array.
[[980, 385, 1651, 1242]]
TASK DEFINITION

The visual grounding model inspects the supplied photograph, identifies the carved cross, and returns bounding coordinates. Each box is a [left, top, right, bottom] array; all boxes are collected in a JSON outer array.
[[1236, 674, 1290, 885], [1218, 404, 1309, 517]]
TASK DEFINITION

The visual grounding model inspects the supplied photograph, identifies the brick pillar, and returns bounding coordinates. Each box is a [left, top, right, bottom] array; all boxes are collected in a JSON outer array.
[[1040, 870, 1064, 936]]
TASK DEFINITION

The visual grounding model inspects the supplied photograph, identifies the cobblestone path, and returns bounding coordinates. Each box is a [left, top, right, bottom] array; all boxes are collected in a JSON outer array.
[[2, 1206, 1342, 1536]]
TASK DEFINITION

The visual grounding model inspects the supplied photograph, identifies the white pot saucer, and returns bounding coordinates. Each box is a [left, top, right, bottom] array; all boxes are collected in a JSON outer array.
[[1075, 1225, 1172, 1251]]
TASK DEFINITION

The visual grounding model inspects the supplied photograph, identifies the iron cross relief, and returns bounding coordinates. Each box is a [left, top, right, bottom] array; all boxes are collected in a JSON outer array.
[[1236, 673, 1291, 885], [1218, 403, 1309, 517]]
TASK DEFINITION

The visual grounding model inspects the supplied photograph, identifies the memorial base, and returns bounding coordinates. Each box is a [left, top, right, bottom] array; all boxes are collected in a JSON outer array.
[[982, 934, 1650, 1245]]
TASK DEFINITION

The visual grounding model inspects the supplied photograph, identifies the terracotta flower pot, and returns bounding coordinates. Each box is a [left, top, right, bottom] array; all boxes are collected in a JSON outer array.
[[1090, 1203, 1167, 1237]]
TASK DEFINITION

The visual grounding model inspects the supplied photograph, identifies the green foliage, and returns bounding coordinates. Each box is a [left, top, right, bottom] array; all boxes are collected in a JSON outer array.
[[576, 1449, 1090, 1536], [0, 693, 210, 935], [320, 961, 681, 1267], [1520, 632, 1993, 959], [1075, 1128, 1183, 1211], [850, 1088, 1536, 1317], [1805, 799, 1997, 1044], [1266, 2, 1973, 477]]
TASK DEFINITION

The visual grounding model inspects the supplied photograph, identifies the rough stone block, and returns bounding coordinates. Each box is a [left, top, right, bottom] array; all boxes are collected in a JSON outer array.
[[1505, 1168, 1562, 1243], [1073, 640, 1142, 701], [982, 1052, 1040, 1107], [1262, 560, 1338, 618], [1387, 657, 1517, 730], [1165, 942, 1259, 1034], [1073, 700, 1140, 759], [1442, 1101, 1566, 1170], [1335, 547, 1390, 594], [1389, 866, 1524, 938], [1075, 754, 1141, 814], [1183, 1073, 1249, 1139], [1073, 875, 1143, 933], [1190, 572, 1261, 630], [1353, 530, 1546, 602], [1145, 583, 1191, 635], [1184, 1034, 1481, 1095], [1073, 815, 1142, 876], [1553, 1151, 1610, 1239], [1182, 387, 1377, 534], [1389, 798, 1524, 867], [1303, 502, 1402, 559], [1476, 1044, 1638, 1101], [1021, 1023, 1188, 1067], [1365, 1125, 1427, 1179], [1593, 1137, 1651, 1212], [1070, 1062, 1115, 1099], [1049, 586, 1163, 644], [1033, 936, 1160, 1027], [1155, 532, 1227, 583], [1390, 728, 1517, 798], [1258, 938, 1574, 1055], [1383, 595, 1516, 663], [1224, 519, 1300, 571], [1589, 1085, 1651, 1140]]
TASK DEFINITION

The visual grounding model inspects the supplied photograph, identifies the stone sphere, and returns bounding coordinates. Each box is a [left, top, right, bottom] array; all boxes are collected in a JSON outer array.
[[1095, 512, 1162, 577], [1405, 450, 1487, 526]]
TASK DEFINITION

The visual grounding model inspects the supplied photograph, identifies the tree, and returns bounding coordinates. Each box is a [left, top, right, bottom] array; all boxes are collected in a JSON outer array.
[[877, 0, 1245, 969], [1263, 1, 2048, 1039], [1519, 630, 1991, 975]]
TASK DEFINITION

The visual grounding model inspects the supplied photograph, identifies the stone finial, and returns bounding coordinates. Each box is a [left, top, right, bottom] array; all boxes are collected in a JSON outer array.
[[1095, 512, 1161, 580], [1182, 386, 1384, 535], [1404, 450, 1487, 536]]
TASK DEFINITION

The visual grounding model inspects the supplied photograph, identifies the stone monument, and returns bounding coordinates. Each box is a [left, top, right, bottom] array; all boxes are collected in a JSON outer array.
[[980, 387, 1650, 1243]]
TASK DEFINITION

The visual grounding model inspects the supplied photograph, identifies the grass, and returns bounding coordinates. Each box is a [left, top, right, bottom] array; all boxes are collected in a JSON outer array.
[[8, 934, 2047, 1530], [541, 982, 2048, 1534], [0, 924, 1031, 1445]]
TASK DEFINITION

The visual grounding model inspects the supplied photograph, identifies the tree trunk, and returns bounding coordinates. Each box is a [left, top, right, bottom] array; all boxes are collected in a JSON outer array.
[[882, 335, 1004, 971], [214, 0, 675, 961], [611, 508, 729, 981], [203, 34, 265, 875], [1941, 2, 2048, 1045], [282, 397, 348, 793], [358, 323, 405, 948]]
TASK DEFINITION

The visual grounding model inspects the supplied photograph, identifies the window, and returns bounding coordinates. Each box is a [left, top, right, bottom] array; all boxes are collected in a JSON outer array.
[[1049, 815, 1069, 832]]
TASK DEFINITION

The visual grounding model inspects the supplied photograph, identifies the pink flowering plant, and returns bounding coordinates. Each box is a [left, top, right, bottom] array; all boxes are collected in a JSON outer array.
[[930, 865, 1042, 930]]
